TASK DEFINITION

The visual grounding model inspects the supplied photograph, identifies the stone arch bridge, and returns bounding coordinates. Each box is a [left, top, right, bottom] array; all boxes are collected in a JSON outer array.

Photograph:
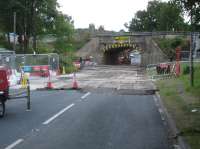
[[76, 32, 191, 66]]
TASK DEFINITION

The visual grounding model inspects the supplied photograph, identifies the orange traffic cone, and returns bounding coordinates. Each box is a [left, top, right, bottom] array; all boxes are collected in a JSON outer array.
[[47, 81, 53, 89], [72, 73, 78, 89], [46, 70, 54, 89]]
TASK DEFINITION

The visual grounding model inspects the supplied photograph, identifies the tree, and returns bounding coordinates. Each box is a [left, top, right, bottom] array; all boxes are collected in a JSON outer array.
[[0, 0, 74, 54], [158, 2, 186, 31], [128, 0, 188, 32], [172, 0, 200, 31], [129, 10, 148, 31], [53, 13, 74, 53], [172, 0, 200, 86]]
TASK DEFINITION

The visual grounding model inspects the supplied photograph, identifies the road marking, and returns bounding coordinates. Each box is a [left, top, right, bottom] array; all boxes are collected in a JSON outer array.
[[153, 96, 165, 121], [43, 103, 75, 125], [5, 139, 24, 149], [153, 95, 158, 102], [158, 108, 165, 121], [81, 92, 91, 99]]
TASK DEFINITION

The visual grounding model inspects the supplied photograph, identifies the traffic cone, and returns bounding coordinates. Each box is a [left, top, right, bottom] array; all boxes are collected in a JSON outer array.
[[72, 73, 78, 89], [46, 70, 54, 89], [47, 81, 53, 89]]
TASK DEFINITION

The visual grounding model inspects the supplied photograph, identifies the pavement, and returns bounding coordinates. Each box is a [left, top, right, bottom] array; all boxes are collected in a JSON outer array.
[[0, 90, 171, 149]]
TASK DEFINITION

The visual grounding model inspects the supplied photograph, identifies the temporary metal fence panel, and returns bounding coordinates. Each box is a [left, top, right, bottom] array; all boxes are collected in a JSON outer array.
[[181, 51, 200, 61], [0, 54, 15, 69], [146, 61, 176, 80], [15, 53, 59, 72]]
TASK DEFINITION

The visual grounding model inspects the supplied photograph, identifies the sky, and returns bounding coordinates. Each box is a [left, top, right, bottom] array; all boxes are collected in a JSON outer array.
[[57, 0, 167, 31]]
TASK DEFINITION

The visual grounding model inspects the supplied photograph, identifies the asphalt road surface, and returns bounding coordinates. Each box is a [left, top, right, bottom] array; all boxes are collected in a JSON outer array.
[[0, 90, 171, 149]]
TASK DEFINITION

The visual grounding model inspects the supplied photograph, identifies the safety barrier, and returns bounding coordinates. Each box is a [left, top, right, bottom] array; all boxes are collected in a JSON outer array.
[[8, 79, 31, 111], [22, 65, 50, 77], [147, 62, 176, 80]]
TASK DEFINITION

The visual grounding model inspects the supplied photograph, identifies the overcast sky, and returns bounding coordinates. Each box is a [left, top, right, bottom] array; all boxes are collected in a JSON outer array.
[[57, 0, 167, 31]]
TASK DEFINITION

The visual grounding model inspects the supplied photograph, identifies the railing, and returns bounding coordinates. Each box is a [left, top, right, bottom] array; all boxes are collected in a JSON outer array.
[[96, 31, 199, 37], [181, 51, 200, 60]]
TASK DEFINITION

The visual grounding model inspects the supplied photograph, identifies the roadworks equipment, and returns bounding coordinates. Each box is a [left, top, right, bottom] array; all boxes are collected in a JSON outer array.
[[72, 73, 78, 89]]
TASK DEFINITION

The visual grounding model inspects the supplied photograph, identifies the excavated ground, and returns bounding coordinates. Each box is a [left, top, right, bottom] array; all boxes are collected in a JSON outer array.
[[68, 65, 157, 95]]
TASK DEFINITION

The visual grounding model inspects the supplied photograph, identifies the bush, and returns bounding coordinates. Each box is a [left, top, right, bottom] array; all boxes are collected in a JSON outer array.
[[183, 65, 190, 75], [59, 53, 79, 74], [154, 37, 188, 60]]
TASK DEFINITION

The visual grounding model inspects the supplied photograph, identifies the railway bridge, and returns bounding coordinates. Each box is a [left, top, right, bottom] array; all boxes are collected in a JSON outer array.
[[76, 32, 191, 66]]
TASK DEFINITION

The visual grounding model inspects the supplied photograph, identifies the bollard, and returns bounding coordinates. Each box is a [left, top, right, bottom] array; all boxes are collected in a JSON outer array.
[[27, 79, 31, 111]]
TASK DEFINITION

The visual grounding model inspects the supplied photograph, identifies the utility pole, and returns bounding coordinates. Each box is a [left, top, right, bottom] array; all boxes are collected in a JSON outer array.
[[190, 8, 194, 87], [13, 12, 16, 52]]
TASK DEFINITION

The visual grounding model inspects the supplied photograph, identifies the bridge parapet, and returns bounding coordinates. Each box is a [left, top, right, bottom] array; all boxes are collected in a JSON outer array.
[[99, 36, 146, 44], [98, 31, 196, 44], [96, 31, 196, 37]]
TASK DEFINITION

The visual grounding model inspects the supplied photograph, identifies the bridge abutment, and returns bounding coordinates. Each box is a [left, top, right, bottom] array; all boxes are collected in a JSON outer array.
[[76, 34, 173, 66]]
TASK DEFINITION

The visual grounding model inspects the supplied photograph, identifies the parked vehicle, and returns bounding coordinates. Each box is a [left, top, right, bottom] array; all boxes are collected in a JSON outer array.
[[0, 66, 30, 118], [0, 67, 9, 118]]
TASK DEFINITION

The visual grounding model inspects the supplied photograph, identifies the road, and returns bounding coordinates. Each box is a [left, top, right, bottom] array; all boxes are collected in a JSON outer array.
[[16, 65, 155, 91], [0, 65, 171, 149], [0, 90, 171, 149]]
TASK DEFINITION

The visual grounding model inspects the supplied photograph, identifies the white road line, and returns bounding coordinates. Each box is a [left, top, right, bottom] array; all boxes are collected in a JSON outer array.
[[153, 96, 165, 121], [81, 92, 91, 99], [43, 103, 75, 125], [158, 108, 165, 121], [153, 95, 158, 102], [5, 139, 24, 149]]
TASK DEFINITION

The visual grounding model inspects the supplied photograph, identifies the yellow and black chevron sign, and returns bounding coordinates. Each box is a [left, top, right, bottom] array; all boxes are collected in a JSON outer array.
[[102, 43, 138, 52]]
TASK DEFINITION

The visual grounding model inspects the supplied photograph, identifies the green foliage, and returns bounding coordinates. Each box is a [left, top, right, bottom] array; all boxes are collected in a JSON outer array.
[[155, 37, 186, 60], [0, 34, 12, 49], [52, 13, 74, 54], [53, 13, 74, 37], [183, 65, 190, 75], [0, 0, 74, 54], [156, 63, 200, 149], [173, 0, 200, 31], [128, 0, 188, 31], [180, 63, 200, 96], [59, 53, 78, 74], [64, 65, 77, 74], [36, 42, 54, 54], [72, 40, 89, 51], [54, 37, 73, 53]]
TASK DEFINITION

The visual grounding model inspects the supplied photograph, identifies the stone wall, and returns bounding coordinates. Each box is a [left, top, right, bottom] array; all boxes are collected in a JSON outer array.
[[75, 38, 103, 64]]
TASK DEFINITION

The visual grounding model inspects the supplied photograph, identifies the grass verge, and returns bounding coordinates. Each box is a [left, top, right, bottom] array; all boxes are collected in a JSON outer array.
[[155, 63, 200, 149]]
